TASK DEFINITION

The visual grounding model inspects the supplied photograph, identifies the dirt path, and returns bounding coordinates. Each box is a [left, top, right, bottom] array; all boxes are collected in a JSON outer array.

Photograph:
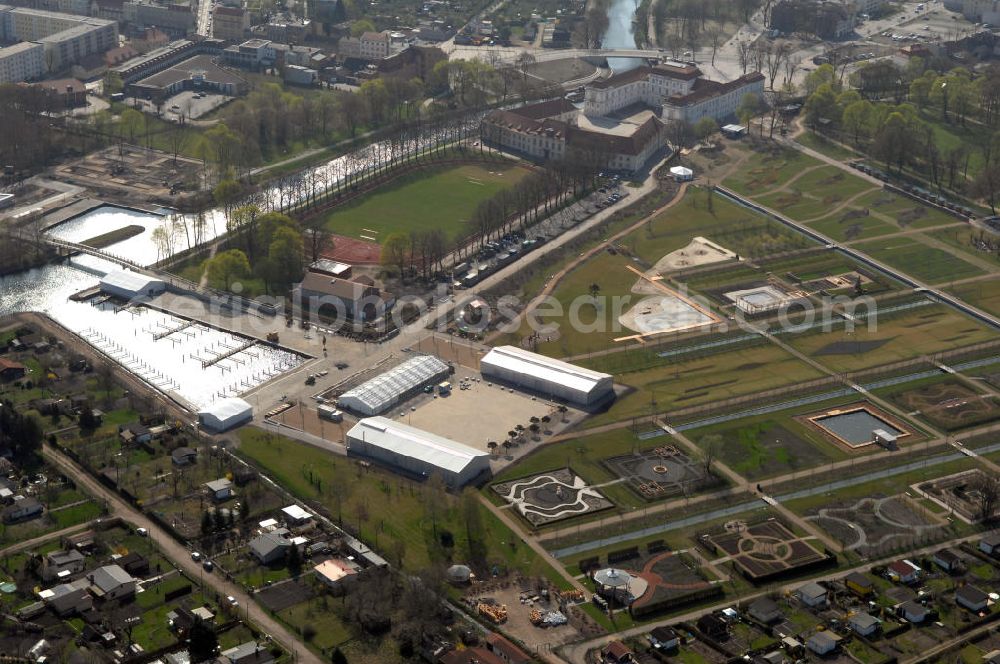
[[0, 522, 94, 557], [753, 163, 828, 199], [798, 185, 880, 225], [41, 443, 322, 664]]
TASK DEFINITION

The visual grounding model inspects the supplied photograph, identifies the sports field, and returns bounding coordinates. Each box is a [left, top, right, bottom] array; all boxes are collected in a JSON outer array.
[[320, 161, 530, 242]]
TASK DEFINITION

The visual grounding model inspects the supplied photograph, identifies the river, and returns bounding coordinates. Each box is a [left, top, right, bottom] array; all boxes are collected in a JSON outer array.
[[0, 121, 477, 410], [603, 0, 644, 72]]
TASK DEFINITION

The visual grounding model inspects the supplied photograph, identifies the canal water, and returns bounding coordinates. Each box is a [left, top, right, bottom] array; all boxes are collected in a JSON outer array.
[[0, 114, 476, 410], [603, 0, 644, 73]]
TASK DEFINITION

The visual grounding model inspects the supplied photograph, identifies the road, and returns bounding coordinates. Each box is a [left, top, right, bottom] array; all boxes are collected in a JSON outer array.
[[40, 443, 323, 664], [196, 0, 213, 37]]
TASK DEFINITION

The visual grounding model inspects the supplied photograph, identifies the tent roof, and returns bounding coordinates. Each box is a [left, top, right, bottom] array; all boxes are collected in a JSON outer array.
[[198, 397, 252, 421], [481, 346, 611, 395], [348, 417, 487, 475]]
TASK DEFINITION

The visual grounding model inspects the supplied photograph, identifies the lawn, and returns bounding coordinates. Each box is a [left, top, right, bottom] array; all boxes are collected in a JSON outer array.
[[852, 236, 986, 284], [795, 130, 858, 161], [785, 304, 998, 373], [851, 189, 963, 229], [583, 342, 824, 427], [513, 188, 813, 357], [686, 401, 855, 480], [806, 209, 898, 242], [931, 226, 1000, 270], [279, 598, 353, 652], [723, 144, 821, 196], [319, 161, 530, 242], [492, 428, 705, 511], [947, 277, 1000, 317], [236, 429, 571, 587], [755, 165, 878, 221]]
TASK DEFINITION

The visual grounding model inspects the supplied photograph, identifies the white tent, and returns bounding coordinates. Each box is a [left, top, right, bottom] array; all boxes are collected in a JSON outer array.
[[479, 346, 613, 406], [198, 398, 252, 432], [669, 166, 693, 182], [99, 270, 166, 299], [346, 417, 490, 487]]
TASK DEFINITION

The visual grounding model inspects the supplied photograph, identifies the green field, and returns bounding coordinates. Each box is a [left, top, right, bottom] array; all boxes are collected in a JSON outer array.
[[583, 342, 824, 427], [320, 161, 530, 242], [236, 429, 570, 587], [852, 190, 963, 229], [807, 210, 898, 242], [852, 236, 986, 284], [514, 188, 812, 357], [948, 278, 1000, 317], [795, 130, 858, 161], [785, 304, 997, 373], [723, 145, 821, 196], [492, 428, 715, 511], [930, 226, 1000, 270], [755, 165, 877, 221]]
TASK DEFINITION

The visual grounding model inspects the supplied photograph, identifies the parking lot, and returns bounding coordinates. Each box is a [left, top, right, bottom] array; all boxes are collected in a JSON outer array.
[[128, 90, 233, 121]]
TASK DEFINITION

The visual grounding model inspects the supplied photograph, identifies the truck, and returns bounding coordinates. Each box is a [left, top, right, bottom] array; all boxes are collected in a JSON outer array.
[[437, 381, 452, 395], [317, 404, 344, 422]]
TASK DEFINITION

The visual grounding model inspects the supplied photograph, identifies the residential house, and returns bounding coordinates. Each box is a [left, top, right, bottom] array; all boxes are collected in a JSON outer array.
[[2, 497, 43, 523], [281, 504, 312, 526], [845, 572, 875, 597], [212, 5, 249, 42], [42, 550, 86, 581], [957, 584, 989, 612], [117, 551, 149, 577], [807, 631, 841, 656], [897, 600, 931, 624], [205, 478, 233, 501], [439, 647, 504, 664], [601, 640, 635, 664], [849, 613, 881, 637], [294, 273, 395, 322], [980, 533, 1000, 556], [249, 529, 291, 564], [934, 549, 963, 574], [796, 581, 828, 608], [648, 626, 680, 650], [888, 559, 921, 585], [0, 358, 26, 381], [40, 578, 92, 616], [171, 446, 197, 466], [119, 423, 152, 445], [221, 642, 274, 664], [87, 564, 136, 600], [697, 613, 729, 640], [485, 633, 531, 664], [313, 558, 358, 592], [748, 597, 783, 625]]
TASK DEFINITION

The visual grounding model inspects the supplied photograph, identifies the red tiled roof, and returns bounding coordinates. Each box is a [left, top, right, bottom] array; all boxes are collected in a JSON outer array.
[[0, 359, 26, 371], [566, 114, 665, 156], [514, 97, 576, 119], [663, 72, 764, 107], [439, 647, 505, 664], [486, 634, 531, 664]]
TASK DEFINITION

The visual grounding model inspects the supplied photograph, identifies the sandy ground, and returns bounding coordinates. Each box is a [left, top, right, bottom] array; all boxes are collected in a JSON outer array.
[[618, 295, 715, 335], [634, 237, 736, 296], [403, 373, 553, 457], [618, 237, 733, 334]]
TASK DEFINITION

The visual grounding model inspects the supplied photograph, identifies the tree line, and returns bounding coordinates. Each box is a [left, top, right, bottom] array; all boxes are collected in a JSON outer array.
[[802, 60, 1000, 209]]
